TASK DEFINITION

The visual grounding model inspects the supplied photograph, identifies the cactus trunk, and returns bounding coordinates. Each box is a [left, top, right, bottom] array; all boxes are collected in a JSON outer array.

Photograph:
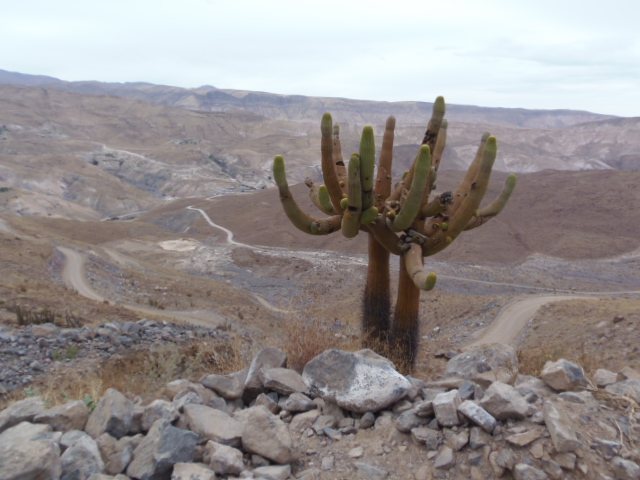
[[391, 256, 421, 366], [362, 233, 391, 347]]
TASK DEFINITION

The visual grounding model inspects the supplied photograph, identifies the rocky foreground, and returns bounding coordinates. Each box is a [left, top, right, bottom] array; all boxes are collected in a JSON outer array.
[[1, 338, 640, 479]]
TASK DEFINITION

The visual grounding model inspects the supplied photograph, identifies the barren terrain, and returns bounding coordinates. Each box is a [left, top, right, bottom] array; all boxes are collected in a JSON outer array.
[[1, 73, 639, 408]]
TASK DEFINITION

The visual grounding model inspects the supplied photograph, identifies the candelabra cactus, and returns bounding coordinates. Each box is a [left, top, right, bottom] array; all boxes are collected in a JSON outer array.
[[273, 97, 516, 369]]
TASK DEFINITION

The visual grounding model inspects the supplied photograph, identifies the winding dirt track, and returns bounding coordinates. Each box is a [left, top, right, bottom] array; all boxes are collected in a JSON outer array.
[[58, 246, 226, 328], [467, 294, 599, 347]]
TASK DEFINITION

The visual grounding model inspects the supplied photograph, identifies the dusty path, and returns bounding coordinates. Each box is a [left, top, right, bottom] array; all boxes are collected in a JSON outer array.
[[58, 246, 226, 328], [467, 294, 600, 347]]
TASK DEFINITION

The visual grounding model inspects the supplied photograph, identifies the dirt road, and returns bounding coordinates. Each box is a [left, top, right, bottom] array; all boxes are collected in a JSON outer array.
[[58, 246, 226, 328], [467, 294, 600, 347]]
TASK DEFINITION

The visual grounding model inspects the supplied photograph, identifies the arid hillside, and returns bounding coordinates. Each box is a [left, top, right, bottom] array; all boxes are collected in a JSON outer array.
[[169, 169, 640, 264]]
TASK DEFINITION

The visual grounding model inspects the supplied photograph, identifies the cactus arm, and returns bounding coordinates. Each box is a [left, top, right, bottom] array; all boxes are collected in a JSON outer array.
[[428, 119, 448, 191], [318, 185, 336, 215], [464, 174, 517, 231], [274, 155, 342, 235], [424, 136, 498, 255], [389, 145, 432, 232], [424, 131, 490, 236], [320, 113, 344, 213], [365, 218, 404, 255], [375, 116, 395, 210], [360, 126, 376, 211], [404, 243, 437, 291], [386, 97, 445, 209], [306, 179, 337, 215], [421, 96, 446, 150], [422, 191, 453, 218], [332, 125, 348, 195], [342, 154, 362, 238]]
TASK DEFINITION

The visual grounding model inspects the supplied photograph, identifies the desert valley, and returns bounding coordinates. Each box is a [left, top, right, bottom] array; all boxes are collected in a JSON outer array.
[[0, 69, 639, 480]]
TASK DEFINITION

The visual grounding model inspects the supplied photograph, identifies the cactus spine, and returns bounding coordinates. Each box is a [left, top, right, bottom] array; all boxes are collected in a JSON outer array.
[[273, 97, 516, 369]]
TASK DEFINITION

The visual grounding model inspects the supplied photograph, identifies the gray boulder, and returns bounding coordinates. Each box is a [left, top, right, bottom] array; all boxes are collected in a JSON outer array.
[[85, 388, 134, 439], [479, 381, 532, 420], [446, 344, 518, 381], [203, 440, 244, 476], [183, 404, 244, 447], [244, 348, 288, 401], [302, 349, 411, 413], [241, 406, 294, 464], [0, 421, 61, 480], [35, 399, 89, 432], [126, 419, 198, 480], [141, 400, 179, 432], [541, 359, 590, 391], [61, 432, 105, 480], [260, 367, 309, 395], [0, 396, 45, 433]]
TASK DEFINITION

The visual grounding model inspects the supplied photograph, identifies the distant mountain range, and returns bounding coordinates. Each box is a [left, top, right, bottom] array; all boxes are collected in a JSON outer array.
[[1, 69, 639, 221]]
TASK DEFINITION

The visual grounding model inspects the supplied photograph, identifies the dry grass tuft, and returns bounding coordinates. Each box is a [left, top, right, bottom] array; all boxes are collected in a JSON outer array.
[[0, 336, 248, 409], [517, 342, 605, 378], [100, 338, 247, 401], [280, 315, 360, 373]]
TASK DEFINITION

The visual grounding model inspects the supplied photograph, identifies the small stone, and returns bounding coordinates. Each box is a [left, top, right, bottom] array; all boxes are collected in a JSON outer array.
[[203, 440, 244, 476], [594, 438, 621, 460], [513, 463, 548, 480], [497, 448, 515, 470], [321, 455, 334, 470], [593, 369, 618, 388], [171, 463, 216, 480], [458, 400, 497, 433], [253, 464, 292, 480], [611, 456, 640, 480], [506, 430, 542, 447], [553, 452, 576, 470], [411, 427, 443, 450], [349, 446, 364, 458], [282, 392, 316, 412], [395, 407, 430, 433], [434, 446, 455, 470], [360, 412, 375, 429], [355, 462, 389, 480], [530, 442, 544, 459], [443, 428, 469, 451], [433, 390, 462, 427], [469, 427, 491, 450]]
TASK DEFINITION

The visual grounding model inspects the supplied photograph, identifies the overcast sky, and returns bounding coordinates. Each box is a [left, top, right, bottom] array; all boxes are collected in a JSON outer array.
[[2, 0, 639, 117]]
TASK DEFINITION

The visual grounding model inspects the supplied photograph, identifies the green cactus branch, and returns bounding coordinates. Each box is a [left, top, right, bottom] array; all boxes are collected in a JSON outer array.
[[388, 145, 432, 233], [404, 243, 438, 291], [273, 156, 342, 235], [320, 114, 344, 213], [272, 97, 516, 370], [464, 173, 518, 231]]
